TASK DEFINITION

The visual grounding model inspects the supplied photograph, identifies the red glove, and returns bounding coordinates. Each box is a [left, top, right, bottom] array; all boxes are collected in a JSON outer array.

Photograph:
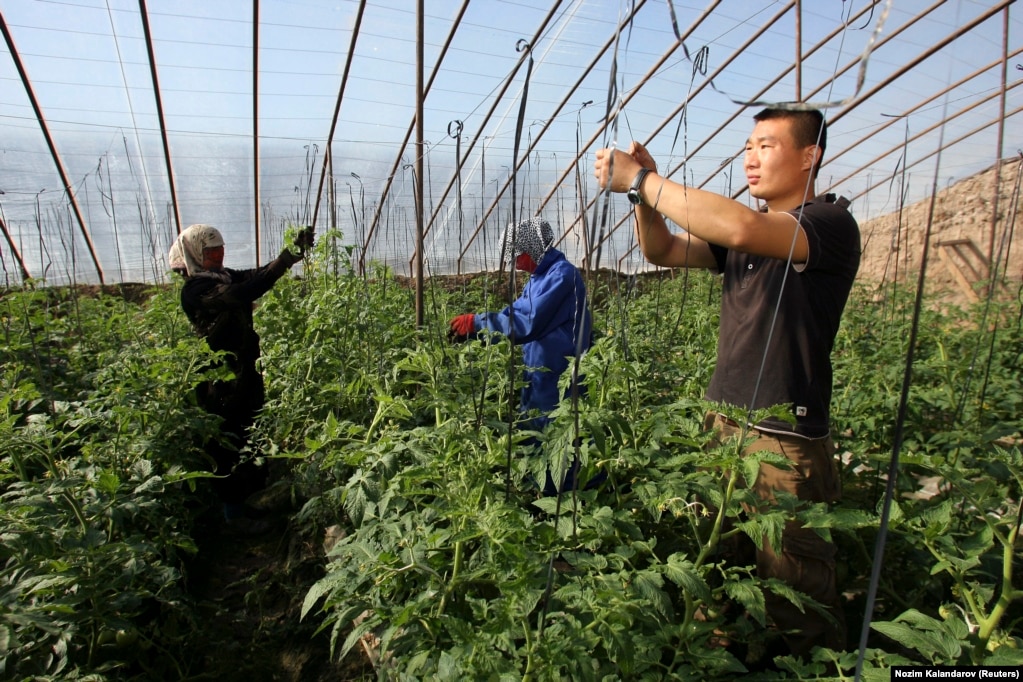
[[450, 313, 476, 337]]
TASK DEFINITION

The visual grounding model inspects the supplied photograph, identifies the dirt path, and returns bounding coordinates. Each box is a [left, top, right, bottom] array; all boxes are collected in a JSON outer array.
[[185, 496, 373, 681]]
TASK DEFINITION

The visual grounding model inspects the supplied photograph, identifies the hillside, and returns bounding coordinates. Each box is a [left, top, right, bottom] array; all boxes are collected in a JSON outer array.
[[854, 156, 1023, 305]]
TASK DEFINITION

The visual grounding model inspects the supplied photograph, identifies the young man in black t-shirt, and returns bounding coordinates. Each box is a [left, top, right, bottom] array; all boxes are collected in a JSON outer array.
[[595, 107, 861, 657]]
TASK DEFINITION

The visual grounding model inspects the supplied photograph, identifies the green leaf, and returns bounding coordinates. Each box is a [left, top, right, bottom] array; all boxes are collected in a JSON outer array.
[[302, 572, 347, 620], [659, 554, 711, 602], [871, 610, 964, 664], [338, 617, 376, 662], [96, 471, 120, 493], [632, 570, 671, 619], [985, 644, 1023, 665], [737, 511, 786, 555], [723, 580, 766, 626]]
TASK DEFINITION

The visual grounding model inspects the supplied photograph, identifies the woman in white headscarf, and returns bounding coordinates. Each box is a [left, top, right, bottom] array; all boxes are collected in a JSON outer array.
[[168, 223, 313, 529]]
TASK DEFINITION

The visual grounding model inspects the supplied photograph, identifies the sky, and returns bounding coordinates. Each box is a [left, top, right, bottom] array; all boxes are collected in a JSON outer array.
[[0, 0, 1020, 284]]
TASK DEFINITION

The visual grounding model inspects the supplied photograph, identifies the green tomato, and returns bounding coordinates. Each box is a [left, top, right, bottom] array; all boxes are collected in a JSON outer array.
[[115, 628, 138, 648]]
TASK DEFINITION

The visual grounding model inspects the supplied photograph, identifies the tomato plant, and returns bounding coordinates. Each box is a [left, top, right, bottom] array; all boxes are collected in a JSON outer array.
[[1, 242, 1020, 679]]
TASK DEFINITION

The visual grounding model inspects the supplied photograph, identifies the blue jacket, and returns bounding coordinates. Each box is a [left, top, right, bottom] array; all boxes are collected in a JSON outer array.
[[475, 249, 592, 428]]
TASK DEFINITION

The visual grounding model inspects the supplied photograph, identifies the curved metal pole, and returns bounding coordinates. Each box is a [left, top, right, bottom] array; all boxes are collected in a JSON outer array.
[[138, 0, 182, 237], [652, 0, 877, 196], [827, 0, 1008, 131], [733, 0, 1002, 200], [609, 62, 1023, 271], [542, 0, 796, 262], [0, 10, 105, 283], [430, 0, 651, 246], [369, 1, 565, 271], [543, 0, 790, 258], [358, 0, 476, 273], [0, 211, 30, 281], [457, 0, 724, 263], [253, 0, 261, 262], [310, 0, 367, 233], [826, 48, 1022, 171], [707, 0, 965, 209], [605, 52, 1014, 269], [830, 77, 1022, 191], [600, 0, 1000, 264], [842, 105, 1023, 204], [986, 7, 1011, 281], [606, 0, 958, 265], [598, 0, 940, 264], [384, 4, 564, 265]]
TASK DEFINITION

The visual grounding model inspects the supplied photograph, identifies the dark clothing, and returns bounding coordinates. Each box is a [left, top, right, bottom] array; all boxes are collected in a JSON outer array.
[[181, 254, 296, 504], [474, 248, 593, 430], [703, 194, 859, 655], [707, 413, 846, 656], [706, 194, 860, 438]]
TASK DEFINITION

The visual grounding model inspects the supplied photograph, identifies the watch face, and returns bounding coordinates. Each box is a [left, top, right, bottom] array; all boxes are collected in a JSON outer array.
[[627, 168, 648, 205]]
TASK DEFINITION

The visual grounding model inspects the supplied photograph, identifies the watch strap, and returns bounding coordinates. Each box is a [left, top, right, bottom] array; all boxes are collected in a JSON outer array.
[[628, 168, 652, 205]]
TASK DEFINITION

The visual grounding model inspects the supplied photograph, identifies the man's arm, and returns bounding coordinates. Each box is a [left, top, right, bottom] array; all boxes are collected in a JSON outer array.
[[633, 201, 718, 269], [596, 144, 808, 268]]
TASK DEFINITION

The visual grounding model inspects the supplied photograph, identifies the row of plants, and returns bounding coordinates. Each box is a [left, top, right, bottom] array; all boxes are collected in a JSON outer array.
[[1, 281, 215, 678], [1, 231, 1021, 679]]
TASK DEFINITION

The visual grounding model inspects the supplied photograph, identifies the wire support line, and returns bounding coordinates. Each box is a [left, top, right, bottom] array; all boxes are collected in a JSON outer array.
[[853, 7, 964, 669], [437, 0, 615, 263], [853, 166, 941, 682], [362, 0, 558, 272]]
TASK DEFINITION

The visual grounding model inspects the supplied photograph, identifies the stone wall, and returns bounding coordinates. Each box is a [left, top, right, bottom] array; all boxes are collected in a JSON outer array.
[[854, 157, 1023, 304]]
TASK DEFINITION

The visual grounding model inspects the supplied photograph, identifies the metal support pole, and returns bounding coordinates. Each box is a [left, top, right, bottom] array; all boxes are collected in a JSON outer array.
[[253, 0, 262, 263], [795, 0, 802, 101], [364, 0, 555, 269], [138, 0, 182, 236], [0, 10, 105, 283], [986, 6, 1010, 285], [415, 0, 425, 328], [0, 211, 30, 281], [311, 0, 367, 233]]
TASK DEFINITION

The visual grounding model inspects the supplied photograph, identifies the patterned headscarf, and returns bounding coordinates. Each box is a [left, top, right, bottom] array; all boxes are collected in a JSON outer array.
[[167, 224, 225, 278], [500, 217, 554, 266]]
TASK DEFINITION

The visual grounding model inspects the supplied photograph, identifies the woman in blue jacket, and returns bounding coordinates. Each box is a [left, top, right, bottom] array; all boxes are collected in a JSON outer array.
[[450, 217, 593, 493]]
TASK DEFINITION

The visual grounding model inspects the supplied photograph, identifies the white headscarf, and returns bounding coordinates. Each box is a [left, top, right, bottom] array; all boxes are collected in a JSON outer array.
[[167, 224, 226, 279]]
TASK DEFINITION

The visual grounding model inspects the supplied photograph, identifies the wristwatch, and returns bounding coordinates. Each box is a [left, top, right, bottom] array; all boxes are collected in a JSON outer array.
[[627, 168, 652, 206]]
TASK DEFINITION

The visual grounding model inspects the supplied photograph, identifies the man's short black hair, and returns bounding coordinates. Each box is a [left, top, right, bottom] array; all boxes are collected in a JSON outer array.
[[754, 106, 827, 177]]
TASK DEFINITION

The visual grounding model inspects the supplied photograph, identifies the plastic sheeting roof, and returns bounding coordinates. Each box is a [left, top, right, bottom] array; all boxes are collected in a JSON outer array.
[[1, 0, 1020, 284]]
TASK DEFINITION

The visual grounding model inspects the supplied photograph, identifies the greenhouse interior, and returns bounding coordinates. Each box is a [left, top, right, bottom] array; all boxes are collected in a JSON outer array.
[[1, 1, 1022, 680]]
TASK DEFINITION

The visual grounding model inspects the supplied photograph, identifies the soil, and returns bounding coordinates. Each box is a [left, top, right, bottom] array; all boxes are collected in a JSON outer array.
[[184, 483, 375, 682]]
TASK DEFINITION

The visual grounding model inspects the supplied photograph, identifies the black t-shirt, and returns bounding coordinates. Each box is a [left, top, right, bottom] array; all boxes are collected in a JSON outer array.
[[705, 194, 861, 437]]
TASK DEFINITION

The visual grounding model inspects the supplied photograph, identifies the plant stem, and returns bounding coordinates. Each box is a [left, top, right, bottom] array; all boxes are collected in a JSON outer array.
[[437, 539, 463, 617], [522, 617, 535, 681], [972, 516, 1020, 659], [696, 466, 739, 569], [304, 330, 321, 383], [365, 399, 387, 442]]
